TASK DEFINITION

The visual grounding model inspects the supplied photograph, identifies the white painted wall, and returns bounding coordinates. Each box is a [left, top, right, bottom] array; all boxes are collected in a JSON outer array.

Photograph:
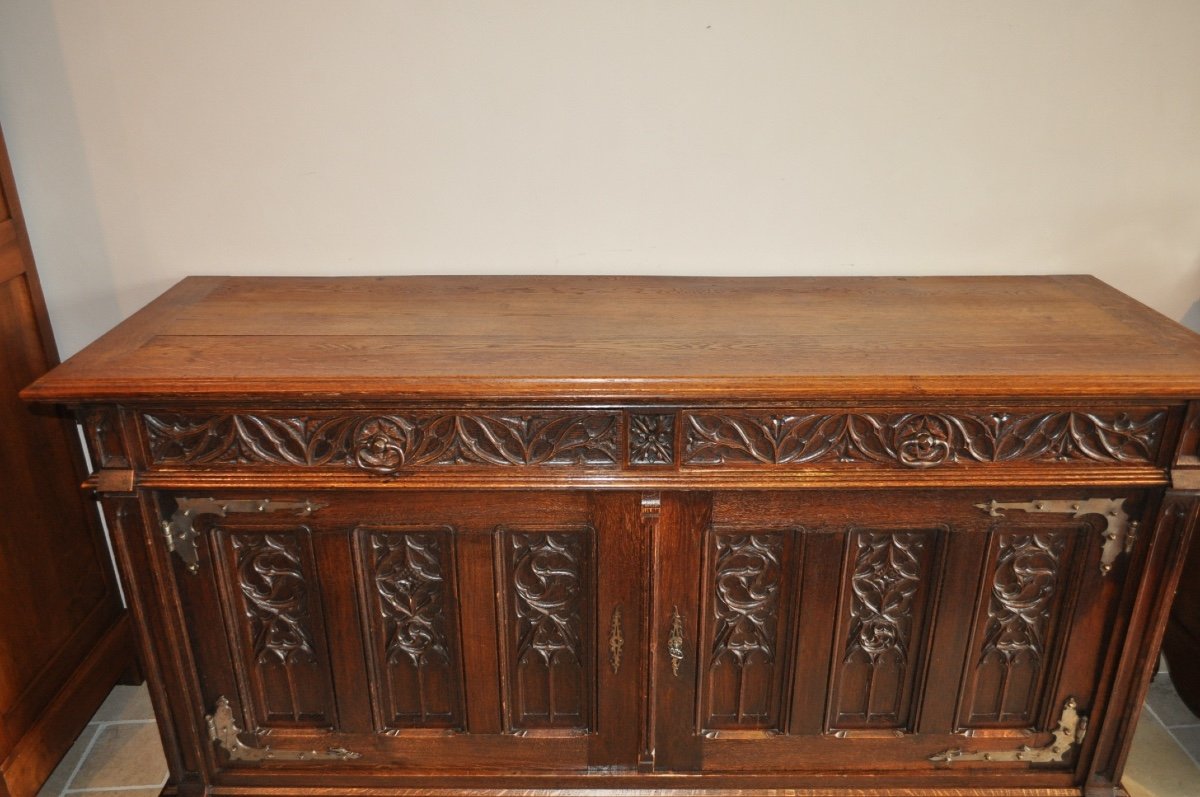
[[1, 2, 1199, 357]]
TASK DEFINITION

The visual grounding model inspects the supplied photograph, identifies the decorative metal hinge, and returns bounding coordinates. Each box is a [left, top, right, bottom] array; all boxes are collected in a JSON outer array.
[[609, 605, 625, 674], [667, 605, 685, 677], [929, 697, 1087, 764], [161, 497, 325, 574], [206, 696, 360, 762], [977, 498, 1135, 576]]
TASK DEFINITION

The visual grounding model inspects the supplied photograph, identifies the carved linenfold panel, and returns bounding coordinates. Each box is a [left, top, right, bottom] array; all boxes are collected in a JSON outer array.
[[223, 530, 333, 727], [629, 413, 675, 465], [144, 411, 620, 474], [683, 410, 1164, 469], [829, 530, 936, 731], [359, 528, 463, 730], [961, 530, 1072, 728], [701, 530, 795, 731], [502, 528, 592, 731]]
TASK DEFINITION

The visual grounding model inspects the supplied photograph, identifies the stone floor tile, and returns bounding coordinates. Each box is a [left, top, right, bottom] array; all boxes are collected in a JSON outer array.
[[91, 685, 157, 723], [67, 721, 167, 791], [1169, 724, 1200, 764], [1148, 680, 1200, 729], [1124, 710, 1200, 797], [36, 723, 99, 797]]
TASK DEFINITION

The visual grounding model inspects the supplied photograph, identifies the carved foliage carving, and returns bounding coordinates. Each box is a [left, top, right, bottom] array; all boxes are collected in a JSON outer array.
[[831, 531, 934, 730], [235, 534, 317, 666], [965, 531, 1070, 727], [704, 530, 792, 730], [362, 529, 462, 729], [144, 411, 619, 474], [228, 531, 331, 725], [504, 529, 591, 731], [683, 410, 1164, 468]]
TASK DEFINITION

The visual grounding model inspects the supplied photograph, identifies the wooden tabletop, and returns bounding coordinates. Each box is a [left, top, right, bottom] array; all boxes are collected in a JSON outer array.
[[22, 274, 1200, 403]]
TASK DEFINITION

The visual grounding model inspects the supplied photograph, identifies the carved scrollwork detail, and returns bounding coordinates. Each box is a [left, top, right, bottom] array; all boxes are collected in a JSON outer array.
[[845, 533, 925, 665], [371, 532, 451, 668], [234, 534, 317, 666], [979, 533, 1066, 667], [711, 534, 783, 670], [511, 533, 585, 668], [683, 410, 1164, 469], [206, 696, 360, 762], [144, 411, 619, 474]]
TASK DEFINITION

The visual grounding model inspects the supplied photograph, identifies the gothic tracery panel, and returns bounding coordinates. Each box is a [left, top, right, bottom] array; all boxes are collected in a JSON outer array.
[[501, 528, 593, 732]]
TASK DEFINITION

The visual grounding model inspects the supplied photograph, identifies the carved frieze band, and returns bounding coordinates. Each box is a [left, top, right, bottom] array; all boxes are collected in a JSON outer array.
[[683, 410, 1163, 469], [141, 408, 1163, 475], [144, 411, 619, 474]]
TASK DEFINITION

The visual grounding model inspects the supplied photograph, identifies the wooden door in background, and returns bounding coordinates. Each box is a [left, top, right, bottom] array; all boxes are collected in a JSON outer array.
[[0, 123, 136, 797]]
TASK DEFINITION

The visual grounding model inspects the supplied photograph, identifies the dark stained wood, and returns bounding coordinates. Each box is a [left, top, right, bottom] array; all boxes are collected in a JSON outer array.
[[21, 274, 1200, 796], [0, 123, 135, 797], [21, 274, 1200, 403], [1163, 537, 1200, 716]]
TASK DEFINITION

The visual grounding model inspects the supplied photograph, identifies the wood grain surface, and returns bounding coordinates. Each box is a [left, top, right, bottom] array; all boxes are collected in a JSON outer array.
[[22, 274, 1200, 402]]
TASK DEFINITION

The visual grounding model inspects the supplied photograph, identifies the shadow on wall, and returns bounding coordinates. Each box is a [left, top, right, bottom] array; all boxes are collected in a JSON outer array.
[[1181, 298, 1200, 334], [0, 1, 122, 359]]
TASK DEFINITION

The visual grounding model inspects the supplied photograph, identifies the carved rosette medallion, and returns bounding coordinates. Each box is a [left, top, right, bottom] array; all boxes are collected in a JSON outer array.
[[629, 413, 675, 465]]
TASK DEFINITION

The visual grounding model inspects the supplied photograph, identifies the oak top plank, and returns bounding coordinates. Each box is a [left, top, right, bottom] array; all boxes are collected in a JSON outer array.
[[22, 274, 1200, 402]]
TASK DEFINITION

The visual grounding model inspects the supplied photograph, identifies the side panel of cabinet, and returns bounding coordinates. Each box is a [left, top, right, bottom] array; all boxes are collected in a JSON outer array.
[[654, 489, 1142, 784], [159, 490, 642, 783]]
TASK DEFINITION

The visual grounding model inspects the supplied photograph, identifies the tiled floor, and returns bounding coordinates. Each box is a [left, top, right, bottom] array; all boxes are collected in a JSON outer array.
[[37, 678, 1200, 796]]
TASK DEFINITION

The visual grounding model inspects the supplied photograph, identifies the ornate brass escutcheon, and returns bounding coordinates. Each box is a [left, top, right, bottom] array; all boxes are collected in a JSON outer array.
[[609, 604, 625, 674], [667, 605, 685, 677], [206, 696, 360, 762]]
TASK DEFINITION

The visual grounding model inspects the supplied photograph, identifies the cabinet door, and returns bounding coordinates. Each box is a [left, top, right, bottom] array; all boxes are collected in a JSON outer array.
[[653, 489, 1146, 781], [159, 490, 642, 779]]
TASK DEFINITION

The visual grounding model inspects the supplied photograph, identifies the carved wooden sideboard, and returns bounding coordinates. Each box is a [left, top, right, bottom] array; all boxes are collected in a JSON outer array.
[[22, 275, 1200, 797]]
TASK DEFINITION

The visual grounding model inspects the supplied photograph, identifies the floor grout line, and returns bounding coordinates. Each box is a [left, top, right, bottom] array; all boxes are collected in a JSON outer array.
[[56, 724, 103, 797], [87, 718, 158, 727], [62, 787, 168, 794]]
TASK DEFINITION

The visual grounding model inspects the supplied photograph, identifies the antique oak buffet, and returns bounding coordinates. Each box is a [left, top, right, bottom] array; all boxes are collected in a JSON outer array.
[[22, 275, 1200, 797]]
